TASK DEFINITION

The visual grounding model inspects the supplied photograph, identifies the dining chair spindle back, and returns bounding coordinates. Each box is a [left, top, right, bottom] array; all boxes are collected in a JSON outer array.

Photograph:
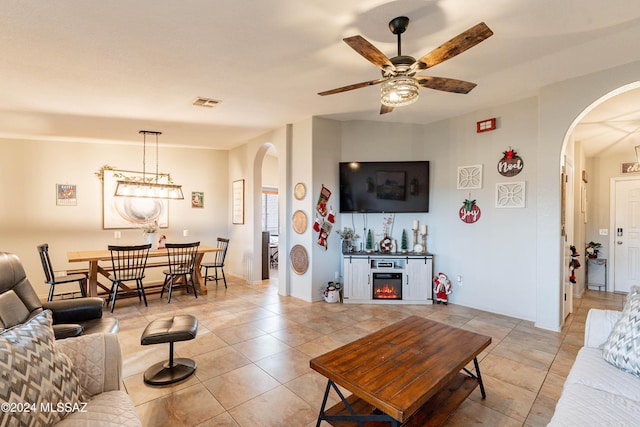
[[107, 244, 151, 313]]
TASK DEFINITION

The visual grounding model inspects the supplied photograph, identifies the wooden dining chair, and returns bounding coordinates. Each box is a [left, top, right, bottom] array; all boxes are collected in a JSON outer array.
[[200, 238, 229, 288], [107, 244, 151, 313], [37, 243, 87, 302], [162, 242, 200, 303]]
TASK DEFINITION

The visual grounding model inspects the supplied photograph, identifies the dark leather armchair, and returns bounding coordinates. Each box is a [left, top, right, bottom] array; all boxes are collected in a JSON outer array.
[[0, 251, 118, 339]]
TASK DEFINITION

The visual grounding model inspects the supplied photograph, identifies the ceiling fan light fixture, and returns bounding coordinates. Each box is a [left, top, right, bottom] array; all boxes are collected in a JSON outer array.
[[380, 76, 419, 107]]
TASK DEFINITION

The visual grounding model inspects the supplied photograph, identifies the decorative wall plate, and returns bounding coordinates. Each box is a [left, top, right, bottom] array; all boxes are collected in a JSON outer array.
[[292, 210, 307, 234], [294, 182, 306, 200], [290, 245, 309, 275]]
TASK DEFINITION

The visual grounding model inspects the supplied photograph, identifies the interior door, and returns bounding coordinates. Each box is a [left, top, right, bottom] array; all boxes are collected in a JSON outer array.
[[614, 179, 640, 293]]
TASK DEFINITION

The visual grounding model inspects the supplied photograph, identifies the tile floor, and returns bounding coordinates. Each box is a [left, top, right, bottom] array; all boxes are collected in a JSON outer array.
[[108, 274, 626, 427]]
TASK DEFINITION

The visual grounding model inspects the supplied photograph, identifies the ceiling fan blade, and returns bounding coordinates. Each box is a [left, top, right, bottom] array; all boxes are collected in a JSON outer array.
[[380, 104, 394, 115], [417, 76, 477, 94], [343, 35, 395, 70], [414, 22, 493, 70], [318, 78, 386, 96]]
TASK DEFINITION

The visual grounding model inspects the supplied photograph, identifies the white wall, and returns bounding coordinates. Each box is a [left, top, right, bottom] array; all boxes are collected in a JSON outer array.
[[338, 98, 538, 321], [0, 137, 228, 298]]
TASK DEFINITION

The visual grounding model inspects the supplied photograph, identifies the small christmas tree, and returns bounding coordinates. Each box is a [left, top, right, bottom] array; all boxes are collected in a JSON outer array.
[[366, 229, 374, 252], [401, 229, 408, 252]]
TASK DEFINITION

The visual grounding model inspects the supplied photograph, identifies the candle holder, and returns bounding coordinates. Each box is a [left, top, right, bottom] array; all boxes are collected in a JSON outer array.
[[420, 232, 427, 253], [413, 229, 419, 252]]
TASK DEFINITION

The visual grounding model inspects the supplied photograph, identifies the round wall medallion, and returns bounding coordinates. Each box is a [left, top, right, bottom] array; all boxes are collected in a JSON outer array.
[[294, 182, 306, 200], [292, 210, 307, 234], [290, 245, 309, 275]]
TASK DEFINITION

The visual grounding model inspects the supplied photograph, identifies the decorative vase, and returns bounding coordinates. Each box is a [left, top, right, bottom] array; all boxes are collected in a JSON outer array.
[[342, 239, 352, 253], [144, 232, 156, 249]]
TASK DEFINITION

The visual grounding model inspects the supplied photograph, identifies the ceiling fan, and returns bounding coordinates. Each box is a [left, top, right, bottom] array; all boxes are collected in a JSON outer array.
[[318, 17, 494, 114]]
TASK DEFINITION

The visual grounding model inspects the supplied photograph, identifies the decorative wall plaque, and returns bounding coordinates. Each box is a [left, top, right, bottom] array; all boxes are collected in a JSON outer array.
[[496, 182, 526, 208], [457, 165, 483, 189]]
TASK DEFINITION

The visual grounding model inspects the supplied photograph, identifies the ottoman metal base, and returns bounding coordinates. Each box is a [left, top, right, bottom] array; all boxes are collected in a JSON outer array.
[[144, 356, 197, 385]]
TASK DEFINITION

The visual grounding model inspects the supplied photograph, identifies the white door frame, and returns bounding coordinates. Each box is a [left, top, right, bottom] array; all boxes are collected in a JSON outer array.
[[608, 176, 640, 292]]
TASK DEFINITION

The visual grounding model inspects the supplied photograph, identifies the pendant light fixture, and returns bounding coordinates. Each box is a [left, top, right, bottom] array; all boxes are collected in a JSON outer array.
[[114, 130, 184, 200]]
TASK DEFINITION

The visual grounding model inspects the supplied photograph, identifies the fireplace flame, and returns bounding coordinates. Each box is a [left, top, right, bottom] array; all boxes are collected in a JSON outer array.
[[374, 283, 400, 299]]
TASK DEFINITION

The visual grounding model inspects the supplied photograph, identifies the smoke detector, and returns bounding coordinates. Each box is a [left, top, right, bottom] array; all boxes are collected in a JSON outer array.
[[192, 97, 221, 108]]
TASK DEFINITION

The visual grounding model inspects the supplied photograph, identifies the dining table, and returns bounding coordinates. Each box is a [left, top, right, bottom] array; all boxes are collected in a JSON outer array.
[[67, 245, 221, 297]]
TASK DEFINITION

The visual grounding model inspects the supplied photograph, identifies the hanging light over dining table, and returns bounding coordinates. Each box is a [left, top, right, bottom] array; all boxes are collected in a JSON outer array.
[[114, 130, 184, 200]]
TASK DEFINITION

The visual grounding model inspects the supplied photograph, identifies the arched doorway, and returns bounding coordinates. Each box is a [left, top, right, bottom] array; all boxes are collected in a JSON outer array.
[[561, 82, 640, 315]]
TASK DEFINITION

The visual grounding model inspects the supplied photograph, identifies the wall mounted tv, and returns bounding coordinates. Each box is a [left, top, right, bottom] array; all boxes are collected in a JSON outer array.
[[339, 161, 430, 213]]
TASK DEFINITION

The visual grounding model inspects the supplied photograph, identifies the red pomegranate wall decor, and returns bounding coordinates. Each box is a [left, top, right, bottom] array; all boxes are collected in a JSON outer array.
[[497, 147, 524, 177], [459, 198, 481, 224]]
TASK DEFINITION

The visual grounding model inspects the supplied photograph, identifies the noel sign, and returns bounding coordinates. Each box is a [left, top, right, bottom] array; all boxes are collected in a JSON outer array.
[[497, 147, 524, 177]]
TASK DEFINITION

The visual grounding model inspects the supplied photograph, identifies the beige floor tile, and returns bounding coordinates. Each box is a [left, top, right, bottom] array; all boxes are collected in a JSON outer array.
[[469, 375, 536, 421], [124, 370, 200, 406], [176, 330, 229, 358], [480, 354, 548, 393], [268, 323, 324, 347], [255, 347, 314, 383], [195, 412, 240, 427], [193, 345, 251, 381], [442, 397, 524, 427], [231, 334, 291, 361], [490, 340, 556, 371], [524, 393, 558, 427], [214, 323, 267, 345], [202, 364, 280, 409], [228, 385, 318, 427], [285, 371, 347, 409], [136, 383, 226, 427], [295, 335, 345, 358]]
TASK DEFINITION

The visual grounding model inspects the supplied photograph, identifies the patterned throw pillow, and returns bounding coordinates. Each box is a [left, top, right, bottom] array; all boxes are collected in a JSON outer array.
[[602, 286, 640, 377], [0, 310, 85, 426]]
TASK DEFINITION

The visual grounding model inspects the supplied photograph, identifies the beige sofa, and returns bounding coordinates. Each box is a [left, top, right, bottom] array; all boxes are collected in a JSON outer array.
[[548, 308, 640, 426], [53, 332, 141, 426]]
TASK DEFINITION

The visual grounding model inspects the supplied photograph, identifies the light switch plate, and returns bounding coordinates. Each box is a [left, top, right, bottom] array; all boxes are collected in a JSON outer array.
[[599, 229, 608, 236]]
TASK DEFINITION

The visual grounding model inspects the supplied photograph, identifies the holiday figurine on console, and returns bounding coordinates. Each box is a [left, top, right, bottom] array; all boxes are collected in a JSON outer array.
[[569, 245, 581, 284], [433, 272, 452, 304]]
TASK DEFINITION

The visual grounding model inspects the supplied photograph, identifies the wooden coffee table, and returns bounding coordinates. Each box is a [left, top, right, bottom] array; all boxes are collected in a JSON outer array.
[[310, 315, 491, 426]]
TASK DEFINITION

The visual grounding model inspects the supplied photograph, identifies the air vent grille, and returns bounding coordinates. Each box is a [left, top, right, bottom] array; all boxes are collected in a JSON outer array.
[[192, 97, 221, 108]]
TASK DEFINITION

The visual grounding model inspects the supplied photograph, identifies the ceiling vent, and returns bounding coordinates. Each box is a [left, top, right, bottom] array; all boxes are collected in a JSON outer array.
[[192, 97, 221, 108]]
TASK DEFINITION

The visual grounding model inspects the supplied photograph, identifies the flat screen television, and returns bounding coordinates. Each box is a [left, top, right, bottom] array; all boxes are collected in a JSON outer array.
[[339, 161, 429, 213]]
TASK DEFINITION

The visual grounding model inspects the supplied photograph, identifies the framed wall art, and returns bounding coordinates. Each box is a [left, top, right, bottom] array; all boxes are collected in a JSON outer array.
[[191, 191, 204, 208], [232, 179, 245, 224], [102, 169, 168, 229], [56, 184, 77, 206]]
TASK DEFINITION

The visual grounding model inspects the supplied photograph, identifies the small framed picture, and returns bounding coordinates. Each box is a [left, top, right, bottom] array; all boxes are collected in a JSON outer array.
[[56, 184, 77, 206], [191, 191, 204, 208], [232, 179, 245, 224]]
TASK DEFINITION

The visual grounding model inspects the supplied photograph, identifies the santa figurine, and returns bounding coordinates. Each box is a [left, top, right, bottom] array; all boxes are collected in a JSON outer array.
[[433, 272, 452, 304]]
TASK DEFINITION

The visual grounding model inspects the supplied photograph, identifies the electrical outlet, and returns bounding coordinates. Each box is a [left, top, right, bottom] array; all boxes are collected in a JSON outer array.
[[456, 275, 462, 286]]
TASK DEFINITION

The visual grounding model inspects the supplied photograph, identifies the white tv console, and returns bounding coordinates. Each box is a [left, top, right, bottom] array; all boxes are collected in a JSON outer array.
[[342, 253, 433, 304]]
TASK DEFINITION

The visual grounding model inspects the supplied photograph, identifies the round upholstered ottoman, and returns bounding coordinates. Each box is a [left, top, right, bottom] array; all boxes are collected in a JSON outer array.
[[140, 314, 198, 385]]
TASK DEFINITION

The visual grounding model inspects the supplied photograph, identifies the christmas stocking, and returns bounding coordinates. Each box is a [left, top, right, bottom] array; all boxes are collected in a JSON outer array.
[[317, 220, 333, 251], [316, 185, 331, 217]]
